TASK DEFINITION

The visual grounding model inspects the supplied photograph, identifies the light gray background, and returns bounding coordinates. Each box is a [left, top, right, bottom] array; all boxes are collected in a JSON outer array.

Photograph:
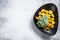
[[0, 0, 60, 40]]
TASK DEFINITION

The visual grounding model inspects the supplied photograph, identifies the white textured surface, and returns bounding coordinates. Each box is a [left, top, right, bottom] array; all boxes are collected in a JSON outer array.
[[0, 0, 60, 40]]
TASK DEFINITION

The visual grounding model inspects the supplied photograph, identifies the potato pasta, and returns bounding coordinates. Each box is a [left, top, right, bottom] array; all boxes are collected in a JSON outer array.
[[35, 9, 55, 30]]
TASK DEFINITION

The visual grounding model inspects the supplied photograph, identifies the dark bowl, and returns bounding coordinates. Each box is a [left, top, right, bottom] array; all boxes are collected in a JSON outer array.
[[33, 3, 58, 36]]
